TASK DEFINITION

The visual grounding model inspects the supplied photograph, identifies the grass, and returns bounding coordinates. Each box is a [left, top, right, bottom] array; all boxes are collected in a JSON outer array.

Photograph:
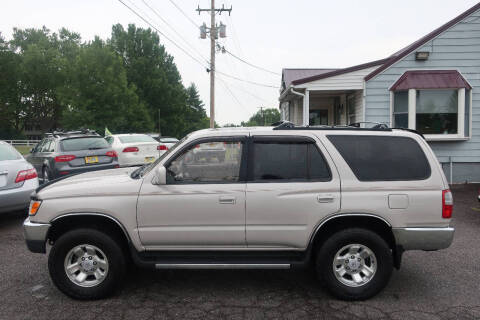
[[14, 145, 32, 155]]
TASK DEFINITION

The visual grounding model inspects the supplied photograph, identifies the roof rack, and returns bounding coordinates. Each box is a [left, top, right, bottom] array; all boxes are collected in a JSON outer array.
[[271, 121, 425, 139], [44, 129, 99, 138]]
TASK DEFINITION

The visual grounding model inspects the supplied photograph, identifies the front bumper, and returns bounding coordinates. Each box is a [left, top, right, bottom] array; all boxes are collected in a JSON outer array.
[[393, 227, 454, 251], [23, 217, 51, 253]]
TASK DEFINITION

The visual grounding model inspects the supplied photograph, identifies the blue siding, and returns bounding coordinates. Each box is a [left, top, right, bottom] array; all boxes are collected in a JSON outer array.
[[365, 8, 480, 171]]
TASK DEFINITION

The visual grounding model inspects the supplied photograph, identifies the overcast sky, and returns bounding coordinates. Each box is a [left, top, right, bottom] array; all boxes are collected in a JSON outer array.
[[1, 0, 478, 125]]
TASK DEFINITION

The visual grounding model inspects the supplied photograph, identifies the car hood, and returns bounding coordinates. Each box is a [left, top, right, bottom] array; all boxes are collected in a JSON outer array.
[[37, 168, 142, 200]]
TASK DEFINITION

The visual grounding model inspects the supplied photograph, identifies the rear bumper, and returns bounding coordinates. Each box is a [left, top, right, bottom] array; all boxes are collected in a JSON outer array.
[[393, 227, 454, 251], [23, 217, 51, 253], [52, 163, 118, 179], [0, 179, 38, 213]]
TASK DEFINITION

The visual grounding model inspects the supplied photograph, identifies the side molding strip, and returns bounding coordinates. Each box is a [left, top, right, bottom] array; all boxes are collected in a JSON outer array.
[[155, 264, 291, 270]]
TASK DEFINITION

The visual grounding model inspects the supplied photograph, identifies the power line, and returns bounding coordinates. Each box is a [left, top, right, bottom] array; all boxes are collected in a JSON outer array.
[[167, 0, 200, 28], [220, 45, 280, 76], [141, 0, 210, 65], [216, 76, 249, 113], [216, 70, 279, 88], [216, 74, 270, 103], [117, 0, 209, 69]]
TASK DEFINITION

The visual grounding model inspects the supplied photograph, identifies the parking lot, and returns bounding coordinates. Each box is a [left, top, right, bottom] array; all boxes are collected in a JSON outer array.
[[0, 184, 478, 320]]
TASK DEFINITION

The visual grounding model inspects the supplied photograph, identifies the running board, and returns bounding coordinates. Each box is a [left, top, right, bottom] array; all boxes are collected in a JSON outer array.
[[155, 263, 291, 270]]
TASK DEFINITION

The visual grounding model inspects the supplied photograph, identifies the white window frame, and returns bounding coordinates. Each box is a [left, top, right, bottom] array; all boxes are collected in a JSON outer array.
[[390, 88, 472, 141]]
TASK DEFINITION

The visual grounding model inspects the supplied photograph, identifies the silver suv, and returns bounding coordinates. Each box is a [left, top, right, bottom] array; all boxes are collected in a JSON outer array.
[[23, 124, 454, 300]]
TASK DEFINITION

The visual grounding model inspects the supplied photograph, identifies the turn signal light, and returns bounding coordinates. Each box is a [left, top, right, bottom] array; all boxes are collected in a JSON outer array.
[[157, 145, 168, 151], [55, 155, 76, 162], [442, 189, 453, 219], [29, 200, 42, 216], [123, 147, 139, 153], [15, 169, 38, 183]]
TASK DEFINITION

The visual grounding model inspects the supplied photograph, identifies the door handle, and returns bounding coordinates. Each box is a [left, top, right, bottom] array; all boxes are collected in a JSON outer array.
[[317, 194, 335, 203], [219, 196, 236, 205]]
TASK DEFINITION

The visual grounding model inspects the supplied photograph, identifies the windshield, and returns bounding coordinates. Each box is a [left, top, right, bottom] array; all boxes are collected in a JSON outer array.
[[0, 143, 21, 161], [159, 137, 179, 143], [61, 137, 109, 151], [131, 134, 189, 179], [119, 135, 157, 144]]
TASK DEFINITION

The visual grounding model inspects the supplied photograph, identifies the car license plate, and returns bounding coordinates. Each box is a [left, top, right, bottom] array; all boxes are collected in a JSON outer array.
[[85, 156, 99, 164], [145, 157, 155, 163]]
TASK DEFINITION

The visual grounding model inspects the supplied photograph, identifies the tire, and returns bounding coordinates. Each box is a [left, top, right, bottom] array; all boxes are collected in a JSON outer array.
[[316, 228, 393, 301], [48, 228, 126, 300]]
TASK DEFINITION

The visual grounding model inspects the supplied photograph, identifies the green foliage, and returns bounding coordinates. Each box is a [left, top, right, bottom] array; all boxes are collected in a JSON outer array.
[[0, 25, 210, 139], [241, 108, 280, 127]]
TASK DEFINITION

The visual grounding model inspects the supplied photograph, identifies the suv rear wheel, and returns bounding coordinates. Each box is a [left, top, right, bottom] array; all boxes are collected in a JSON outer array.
[[316, 228, 393, 300], [48, 228, 126, 300]]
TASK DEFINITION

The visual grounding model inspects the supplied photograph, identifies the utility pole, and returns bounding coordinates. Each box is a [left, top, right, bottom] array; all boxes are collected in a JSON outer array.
[[197, 2, 231, 128]]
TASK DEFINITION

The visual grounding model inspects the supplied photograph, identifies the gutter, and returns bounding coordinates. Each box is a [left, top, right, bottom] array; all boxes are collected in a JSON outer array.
[[279, 86, 304, 101]]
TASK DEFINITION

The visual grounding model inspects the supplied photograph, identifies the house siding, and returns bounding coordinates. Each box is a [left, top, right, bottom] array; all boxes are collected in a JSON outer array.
[[365, 9, 480, 182], [295, 66, 379, 90]]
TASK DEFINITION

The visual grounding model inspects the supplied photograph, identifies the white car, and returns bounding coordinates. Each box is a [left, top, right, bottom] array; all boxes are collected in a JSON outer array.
[[105, 134, 160, 167], [157, 137, 179, 156]]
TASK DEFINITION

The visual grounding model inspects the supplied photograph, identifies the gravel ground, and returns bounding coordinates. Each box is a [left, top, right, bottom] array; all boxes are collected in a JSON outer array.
[[0, 184, 479, 320]]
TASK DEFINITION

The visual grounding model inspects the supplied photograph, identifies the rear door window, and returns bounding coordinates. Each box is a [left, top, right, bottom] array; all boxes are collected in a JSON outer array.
[[327, 135, 431, 181], [61, 137, 110, 152], [250, 139, 331, 182]]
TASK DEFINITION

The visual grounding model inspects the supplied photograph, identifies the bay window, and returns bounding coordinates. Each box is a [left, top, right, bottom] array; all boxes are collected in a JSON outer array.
[[390, 70, 472, 141]]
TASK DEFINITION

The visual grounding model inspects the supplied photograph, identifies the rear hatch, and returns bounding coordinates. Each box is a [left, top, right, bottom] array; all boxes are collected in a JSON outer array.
[[0, 144, 30, 191], [59, 137, 116, 167]]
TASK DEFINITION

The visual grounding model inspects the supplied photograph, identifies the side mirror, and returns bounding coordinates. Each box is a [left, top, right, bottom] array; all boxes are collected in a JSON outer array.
[[151, 166, 166, 185]]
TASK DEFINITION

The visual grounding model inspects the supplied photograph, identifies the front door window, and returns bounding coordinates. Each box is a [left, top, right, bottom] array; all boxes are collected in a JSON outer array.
[[309, 110, 329, 126]]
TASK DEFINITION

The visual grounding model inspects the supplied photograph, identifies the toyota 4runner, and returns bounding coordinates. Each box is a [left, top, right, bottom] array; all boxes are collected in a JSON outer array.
[[23, 124, 454, 300]]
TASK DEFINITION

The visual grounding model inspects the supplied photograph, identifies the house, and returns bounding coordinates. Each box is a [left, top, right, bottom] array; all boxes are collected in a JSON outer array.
[[279, 2, 480, 183]]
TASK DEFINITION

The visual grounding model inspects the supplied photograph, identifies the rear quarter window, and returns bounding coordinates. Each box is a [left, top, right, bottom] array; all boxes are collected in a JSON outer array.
[[327, 135, 431, 181]]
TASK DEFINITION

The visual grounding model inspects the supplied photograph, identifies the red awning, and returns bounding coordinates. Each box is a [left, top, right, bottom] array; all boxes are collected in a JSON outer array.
[[390, 70, 471, 91]]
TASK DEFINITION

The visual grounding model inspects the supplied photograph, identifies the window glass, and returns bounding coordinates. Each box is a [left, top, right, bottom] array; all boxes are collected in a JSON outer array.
[[40, 140, 52, 152], [416, 90, 458, 134], [118, 135, 156, 144], [252, 142, 331, 181], [327, 135, 431, 181], [393, 91, 408, 128], [61, 137, 109, 152], [159, 137, 179, 143], [347, 95, 355, 124], [166, 141, 242, 183], [105, 136, 114, 145], [34, 140, 46, 153], [0, 144, 21, 161]]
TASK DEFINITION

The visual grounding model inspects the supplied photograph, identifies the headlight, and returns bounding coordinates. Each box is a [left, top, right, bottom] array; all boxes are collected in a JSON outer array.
[[29, 200, 42, 216]]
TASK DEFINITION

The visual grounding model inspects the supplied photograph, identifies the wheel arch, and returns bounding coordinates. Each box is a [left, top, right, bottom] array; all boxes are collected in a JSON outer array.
[[308, 213, 397, 264], [48, 213, 131, 249]]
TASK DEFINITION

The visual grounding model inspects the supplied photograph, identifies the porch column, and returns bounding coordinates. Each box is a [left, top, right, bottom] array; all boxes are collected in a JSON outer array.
[[303, 89, 310, 126]]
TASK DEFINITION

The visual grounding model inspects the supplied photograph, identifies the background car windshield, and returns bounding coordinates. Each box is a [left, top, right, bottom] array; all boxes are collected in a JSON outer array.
[[0, 144, 21, 161], [160, 138, 179, 143], [61, 137, 109, 151], [119, 135, 156, 144]]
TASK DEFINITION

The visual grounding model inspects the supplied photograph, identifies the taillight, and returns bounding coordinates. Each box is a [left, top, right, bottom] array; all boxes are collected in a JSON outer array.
[[123, 147, 139, 153], [15, 168, 38, 183], [106, 151, 118, 157], [55, 155, 76, 162], [442, 189, 453, 219], [157, 145, 168, 151]]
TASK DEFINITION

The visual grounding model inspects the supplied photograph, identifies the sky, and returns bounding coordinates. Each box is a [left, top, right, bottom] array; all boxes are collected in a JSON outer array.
[[1, 0, 479, 126]]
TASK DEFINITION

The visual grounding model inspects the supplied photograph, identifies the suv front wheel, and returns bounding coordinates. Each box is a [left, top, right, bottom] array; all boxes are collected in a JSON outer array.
[[48, 228, 126, 300], [316, 228, 393, 300]]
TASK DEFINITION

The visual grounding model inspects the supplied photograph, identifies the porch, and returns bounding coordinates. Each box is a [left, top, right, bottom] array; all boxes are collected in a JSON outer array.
[[279, 89, 363, 126]]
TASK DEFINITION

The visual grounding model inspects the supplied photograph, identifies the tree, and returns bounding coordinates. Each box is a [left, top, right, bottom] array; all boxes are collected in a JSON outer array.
[[241, 108, 280, 127], [109, 24, 189, 137], [59, 38, 153, 133]]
